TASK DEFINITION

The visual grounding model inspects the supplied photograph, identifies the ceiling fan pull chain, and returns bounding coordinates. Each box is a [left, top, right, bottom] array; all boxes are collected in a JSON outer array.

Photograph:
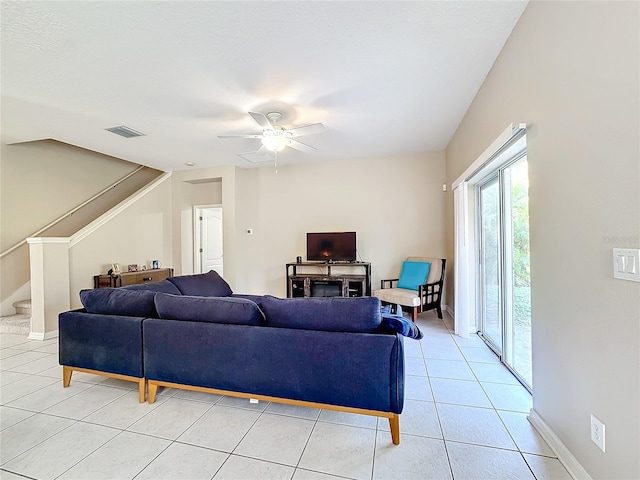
[[274, 151, 278, 174]]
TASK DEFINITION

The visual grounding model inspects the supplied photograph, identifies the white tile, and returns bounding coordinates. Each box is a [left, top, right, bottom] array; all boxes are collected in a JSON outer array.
[[217, 395, 270, 412], [213, 454, 295, 480], [137, 442, 229, 480], [3, 421, 119, 479], [469, 361, 521, 385], [437, 403, 516, 449], [172, 388, 222, 403], [430, 377, 492, 408], [265, 402, 321, 420], [0, 335, 31, 349], [498, 411, 555, 456], [293, 469, 346, 480], [524, 453, 573, 479], [0, 351, 50, 370], [36, 365, 63, 379], [0, 371, 29, 387], [99, 377, 137, 390], [483, 382, 532, 412], [405, 374, 433, 401], [0, 374, 58, 404], [7, 380, 92, 413], [447, 441, 534, 479], [83, 390, 168, 429], [452, 332, 486, 347], [0, 349, 24, 360], [178, 404, 260, 452], [425, 358, 476, 381], [43, 385, 129, 420], [9, 354, 60, 375], [33, 343, 60, 354], [405, 356, 427, 376], [403, 338, 423, 358], [58, 430, 170, 480], [460, 345, 501, 363], [317, 409, 378, 429], [421, 334, 458, 348], [0, 405, 34, 430], [373, 431, 452, 480], [421, 344, 465, 361], [0, 413, 74, 464], [298, 422, 375, 480], [128, 397, 211, 440], [0, 470, 29, 479], [378, 399, 442, 439], [10, 339, 58, 351], [235, 413, 315, 466]]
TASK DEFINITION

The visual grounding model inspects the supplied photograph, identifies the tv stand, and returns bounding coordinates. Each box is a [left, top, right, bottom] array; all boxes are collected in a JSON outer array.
[[286, 262, 371, 298]]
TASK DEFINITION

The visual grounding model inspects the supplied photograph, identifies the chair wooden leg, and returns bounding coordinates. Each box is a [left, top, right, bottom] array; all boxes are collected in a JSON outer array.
[[63, 366, 72, 388], [411, 307, 418, 322], [389, 414, 400, 445]]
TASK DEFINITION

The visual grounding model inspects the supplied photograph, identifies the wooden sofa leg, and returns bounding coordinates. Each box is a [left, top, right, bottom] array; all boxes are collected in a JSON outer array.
[[63, 366, 72, 388], [411, 307, 418, 323], [389, 414, 400, 445], [147, 382, 158, 404], [138, 379, 146, 403]]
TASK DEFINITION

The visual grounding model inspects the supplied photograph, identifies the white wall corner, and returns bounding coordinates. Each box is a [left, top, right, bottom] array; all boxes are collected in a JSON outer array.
[[528, 408, 592, 480]]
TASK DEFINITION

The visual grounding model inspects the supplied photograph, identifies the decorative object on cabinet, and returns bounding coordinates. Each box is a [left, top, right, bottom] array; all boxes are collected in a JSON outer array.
[[94, 268, 173, 289]]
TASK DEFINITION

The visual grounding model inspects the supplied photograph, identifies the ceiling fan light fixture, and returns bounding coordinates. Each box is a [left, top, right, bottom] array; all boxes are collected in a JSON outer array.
[[261, 131, 290, 152]]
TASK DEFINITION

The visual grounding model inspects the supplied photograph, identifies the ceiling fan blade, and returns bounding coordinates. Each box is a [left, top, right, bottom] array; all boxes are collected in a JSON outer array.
[[288, 139, 317, 153], [218, 134, 262, 139], [287, 123, 325, 137], [248, 112, 272, 130]]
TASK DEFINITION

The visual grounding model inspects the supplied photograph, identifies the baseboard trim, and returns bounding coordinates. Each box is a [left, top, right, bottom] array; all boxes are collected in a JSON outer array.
[[28, 330, 58, 341], [528, 408, 591, 480]]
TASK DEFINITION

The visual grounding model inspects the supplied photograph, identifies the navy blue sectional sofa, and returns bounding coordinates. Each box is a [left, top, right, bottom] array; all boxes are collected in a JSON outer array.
[[59, 270, 415, 444]]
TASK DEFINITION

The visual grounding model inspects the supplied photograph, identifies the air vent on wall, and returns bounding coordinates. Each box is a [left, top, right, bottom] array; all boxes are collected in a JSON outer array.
[[105, 126, 145, 138]]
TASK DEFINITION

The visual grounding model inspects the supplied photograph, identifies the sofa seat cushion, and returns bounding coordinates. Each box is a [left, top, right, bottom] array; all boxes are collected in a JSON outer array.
[[262, 296, 382, 333], [79, 288, 158, 318], [154, 293, 265, 326], [122, 279, 181, 295], [167, 270, 233, 297]]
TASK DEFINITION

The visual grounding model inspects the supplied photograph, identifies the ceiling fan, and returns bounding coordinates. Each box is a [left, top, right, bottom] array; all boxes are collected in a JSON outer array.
[[218, 112, 325, 160]]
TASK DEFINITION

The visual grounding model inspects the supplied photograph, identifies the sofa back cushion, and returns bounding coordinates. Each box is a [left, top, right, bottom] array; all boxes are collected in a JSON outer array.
[[167, 270, 233, 297], [122, 279, 181, 295], [262, 296, 381, 333], [154, 293, 264, 326], [79, 288, 157, 318]]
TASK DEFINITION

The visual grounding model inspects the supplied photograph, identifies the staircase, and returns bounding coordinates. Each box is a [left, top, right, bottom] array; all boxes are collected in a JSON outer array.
[[0, 300, 31, 336]]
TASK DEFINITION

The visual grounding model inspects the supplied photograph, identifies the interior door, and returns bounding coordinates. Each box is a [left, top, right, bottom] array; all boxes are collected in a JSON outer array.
[[195, 206, 223, 276]]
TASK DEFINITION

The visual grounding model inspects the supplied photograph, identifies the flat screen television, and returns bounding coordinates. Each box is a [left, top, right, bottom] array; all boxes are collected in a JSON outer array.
[[306, 232, 356, 262]]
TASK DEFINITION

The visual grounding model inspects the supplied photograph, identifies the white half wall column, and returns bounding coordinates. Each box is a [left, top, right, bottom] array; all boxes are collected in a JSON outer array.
[[27, 237, 70, 340]]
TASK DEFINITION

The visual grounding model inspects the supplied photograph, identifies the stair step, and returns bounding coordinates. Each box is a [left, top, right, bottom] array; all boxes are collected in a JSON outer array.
[[0, 314, 30, 336], [13, 299, 31, 316]]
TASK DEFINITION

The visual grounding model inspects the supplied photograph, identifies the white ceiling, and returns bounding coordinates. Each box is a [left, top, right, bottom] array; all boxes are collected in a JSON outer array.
[[1, 1, 527, 172]]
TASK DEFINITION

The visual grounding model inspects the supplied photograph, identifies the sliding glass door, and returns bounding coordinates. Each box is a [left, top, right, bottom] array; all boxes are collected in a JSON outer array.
[[477, 156, 532, 390]]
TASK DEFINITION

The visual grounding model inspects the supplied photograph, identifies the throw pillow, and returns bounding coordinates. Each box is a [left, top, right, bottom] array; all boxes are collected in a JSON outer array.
[[167, 270, 233, 297], [397, 261, 431, 291], [262, 295, 382, 333], [79, 288, 157, 318], [381, 314, 423, 339], [154, 293, 264, 326]]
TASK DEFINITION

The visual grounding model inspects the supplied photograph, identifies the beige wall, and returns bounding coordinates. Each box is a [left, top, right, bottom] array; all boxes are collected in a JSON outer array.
[[68, 177, 173, 309], [231, 153, 447, 296], [444, 2, 639, 478]]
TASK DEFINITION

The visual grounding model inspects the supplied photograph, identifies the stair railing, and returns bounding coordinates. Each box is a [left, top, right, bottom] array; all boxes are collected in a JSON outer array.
[[0, 165, 145, 259]]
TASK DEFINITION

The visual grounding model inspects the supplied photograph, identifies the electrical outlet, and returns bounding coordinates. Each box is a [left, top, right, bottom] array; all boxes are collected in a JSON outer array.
[[591, 414, 606, 452]]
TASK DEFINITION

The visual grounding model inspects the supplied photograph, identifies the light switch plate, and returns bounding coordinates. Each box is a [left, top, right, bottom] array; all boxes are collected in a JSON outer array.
[[613, 248, 640, 282]]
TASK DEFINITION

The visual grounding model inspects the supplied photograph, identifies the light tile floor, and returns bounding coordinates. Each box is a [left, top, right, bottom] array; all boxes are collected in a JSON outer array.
[[0, 313, 572, 480]]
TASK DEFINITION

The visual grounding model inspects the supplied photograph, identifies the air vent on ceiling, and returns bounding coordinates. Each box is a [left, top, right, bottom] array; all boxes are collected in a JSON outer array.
[[105, 126, 145, 138]]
